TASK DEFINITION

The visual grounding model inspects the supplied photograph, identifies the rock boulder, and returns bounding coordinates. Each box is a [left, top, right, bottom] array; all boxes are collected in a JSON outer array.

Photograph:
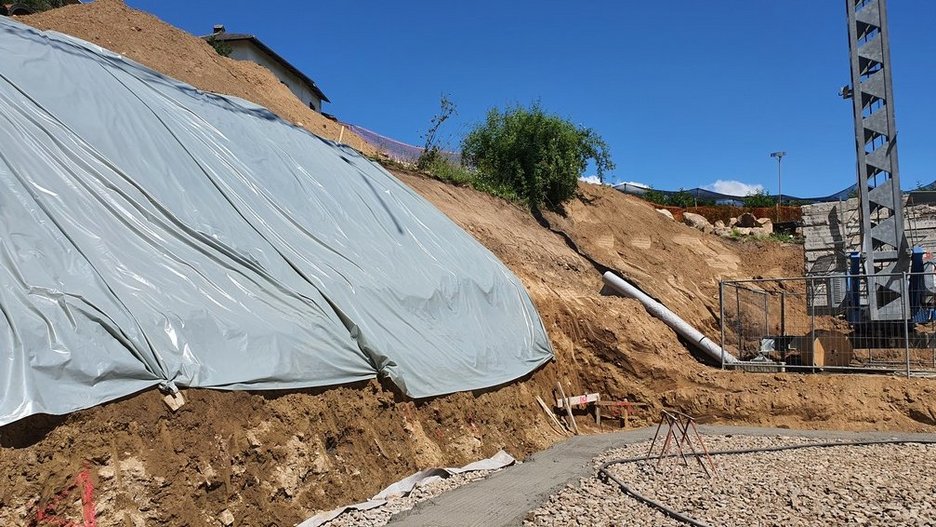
[[682, 212, 713, 234], [737, 212, 759, 228], [756, 217, 774, 234]]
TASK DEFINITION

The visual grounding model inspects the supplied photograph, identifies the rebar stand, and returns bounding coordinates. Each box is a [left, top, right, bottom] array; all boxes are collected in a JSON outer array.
[[646, 410, 717, 477]]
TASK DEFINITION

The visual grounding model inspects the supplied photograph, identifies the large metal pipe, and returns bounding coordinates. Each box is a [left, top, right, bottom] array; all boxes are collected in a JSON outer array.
[[602, 271, 738, 364]]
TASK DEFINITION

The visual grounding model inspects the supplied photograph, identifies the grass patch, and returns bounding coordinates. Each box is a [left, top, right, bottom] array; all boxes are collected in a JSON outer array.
[[422, 157, 521, 204], [422, 157, 474, 185]]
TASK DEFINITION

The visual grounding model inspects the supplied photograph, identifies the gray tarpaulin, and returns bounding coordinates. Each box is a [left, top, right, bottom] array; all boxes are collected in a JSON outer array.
[[0, 18, 552, 426]]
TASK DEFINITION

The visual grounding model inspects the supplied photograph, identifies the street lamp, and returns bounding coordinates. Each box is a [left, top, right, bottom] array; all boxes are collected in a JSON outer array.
[[770, 151, 786, 221]]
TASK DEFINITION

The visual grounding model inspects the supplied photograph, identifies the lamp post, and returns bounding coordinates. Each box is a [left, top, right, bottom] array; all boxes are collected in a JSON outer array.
[[770, 151, 786, 221]]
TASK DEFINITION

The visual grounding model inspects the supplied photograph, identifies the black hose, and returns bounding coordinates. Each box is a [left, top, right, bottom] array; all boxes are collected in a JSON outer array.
[[596, 438, 936, 526]]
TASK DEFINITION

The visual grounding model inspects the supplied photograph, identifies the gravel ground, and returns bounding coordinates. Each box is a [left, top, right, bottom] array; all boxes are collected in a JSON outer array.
[[525, 435, 936, 526], [321, 468, 500, 527]]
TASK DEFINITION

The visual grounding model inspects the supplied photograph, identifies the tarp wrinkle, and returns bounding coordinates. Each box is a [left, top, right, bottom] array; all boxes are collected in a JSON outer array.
[[0, 17, 553, 427]]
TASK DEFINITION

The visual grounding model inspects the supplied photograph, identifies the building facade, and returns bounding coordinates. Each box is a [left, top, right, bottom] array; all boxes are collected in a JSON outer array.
[[205, 25, 329, 113]]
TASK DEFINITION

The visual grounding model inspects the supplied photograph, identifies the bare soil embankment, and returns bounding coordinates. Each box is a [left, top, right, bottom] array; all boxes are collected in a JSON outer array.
[[21, 0, 376, 156]]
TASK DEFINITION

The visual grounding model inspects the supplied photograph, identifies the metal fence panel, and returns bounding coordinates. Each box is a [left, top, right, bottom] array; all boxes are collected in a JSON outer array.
[[720, 272, 936, 376]]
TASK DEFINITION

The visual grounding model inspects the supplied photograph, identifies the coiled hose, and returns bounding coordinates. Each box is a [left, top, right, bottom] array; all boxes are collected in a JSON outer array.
[[597, 438, 936, 527]]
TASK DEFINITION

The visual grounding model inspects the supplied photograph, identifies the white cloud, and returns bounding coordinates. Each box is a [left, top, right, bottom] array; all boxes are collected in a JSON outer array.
[[579, 175, 603, 185], [703, 180, 764, 196]]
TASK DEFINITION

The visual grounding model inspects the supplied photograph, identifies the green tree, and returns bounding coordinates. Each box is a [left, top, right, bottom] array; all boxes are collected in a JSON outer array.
[[461, 103, 614, 211], [742, 190, 776, 208], [642, 187, 670, 206], [669, 188, 696, 208]]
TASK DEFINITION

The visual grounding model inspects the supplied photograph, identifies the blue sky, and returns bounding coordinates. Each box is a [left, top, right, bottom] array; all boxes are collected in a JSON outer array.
[[127, 0, 935, 197]]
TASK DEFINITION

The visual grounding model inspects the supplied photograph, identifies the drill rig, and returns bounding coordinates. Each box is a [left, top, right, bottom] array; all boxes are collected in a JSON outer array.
[[841, 0, 934, 328], [718, 0, 932, 371]]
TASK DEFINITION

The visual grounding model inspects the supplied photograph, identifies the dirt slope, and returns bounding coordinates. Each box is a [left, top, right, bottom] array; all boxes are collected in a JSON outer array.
[[21, 0, 377, 156], [3, 3, 936, 527], [540, 183, 802, 336], [398, 174, 936, 433]]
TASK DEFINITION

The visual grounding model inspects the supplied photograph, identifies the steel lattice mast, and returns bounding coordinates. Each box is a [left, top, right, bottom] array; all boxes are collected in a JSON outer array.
[[845, 0, 909, 321]]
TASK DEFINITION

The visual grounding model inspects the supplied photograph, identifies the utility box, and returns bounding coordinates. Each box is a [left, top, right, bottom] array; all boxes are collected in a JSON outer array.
[[804, 329, 853, 368]]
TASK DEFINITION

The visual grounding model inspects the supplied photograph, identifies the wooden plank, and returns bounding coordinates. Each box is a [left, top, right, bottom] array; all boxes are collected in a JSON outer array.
[[555, 392, 600, 409], [536, 395, 570, 435]]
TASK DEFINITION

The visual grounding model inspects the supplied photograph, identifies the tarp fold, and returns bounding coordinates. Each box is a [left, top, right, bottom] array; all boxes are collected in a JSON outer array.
[[0, 18, 552, 426]]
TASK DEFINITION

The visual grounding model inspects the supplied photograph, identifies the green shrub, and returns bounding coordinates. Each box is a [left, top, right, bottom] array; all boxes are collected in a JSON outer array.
[[743, 190, 776, 208], [206, 36, 233, 57], [422, 156, 474, 186], [669, 188, 696, 208], [461, 103, 614, 211], [423, 157, 520, 202], [643, 188, 670, 206]]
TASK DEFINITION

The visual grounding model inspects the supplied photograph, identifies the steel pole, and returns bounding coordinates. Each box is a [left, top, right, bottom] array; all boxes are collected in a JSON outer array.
[[770, 151, 785, 222], [904, 272, 911, 378], [776, 156, 782, 222], [720, 281, 726, 370]]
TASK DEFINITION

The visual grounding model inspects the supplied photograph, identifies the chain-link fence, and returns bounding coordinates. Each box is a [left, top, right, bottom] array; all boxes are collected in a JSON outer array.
[[719, 273, 936, 376], [341, 123, 460, 167]]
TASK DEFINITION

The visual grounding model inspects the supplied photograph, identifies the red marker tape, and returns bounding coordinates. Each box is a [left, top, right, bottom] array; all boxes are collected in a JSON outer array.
[[33, 464, 97, 527]]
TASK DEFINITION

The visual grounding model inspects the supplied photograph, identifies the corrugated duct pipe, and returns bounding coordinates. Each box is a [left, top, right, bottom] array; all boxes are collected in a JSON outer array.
[[602, 271, 738, 364]]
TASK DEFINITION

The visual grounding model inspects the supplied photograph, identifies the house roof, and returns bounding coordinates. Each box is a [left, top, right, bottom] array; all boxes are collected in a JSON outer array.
[[204, 31, 329, 103]]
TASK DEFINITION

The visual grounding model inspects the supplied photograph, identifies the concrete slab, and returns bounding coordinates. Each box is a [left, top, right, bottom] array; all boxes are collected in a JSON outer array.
[[386, 425, 936, 527]]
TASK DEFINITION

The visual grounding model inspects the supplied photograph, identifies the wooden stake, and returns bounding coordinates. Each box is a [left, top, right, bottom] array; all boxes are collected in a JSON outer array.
[[556, 382, 579, 435], [536, 395, 570, 435]]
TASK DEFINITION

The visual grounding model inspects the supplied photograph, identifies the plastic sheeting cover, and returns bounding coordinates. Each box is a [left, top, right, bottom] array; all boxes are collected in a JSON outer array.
[[0, 18, 552, 426]]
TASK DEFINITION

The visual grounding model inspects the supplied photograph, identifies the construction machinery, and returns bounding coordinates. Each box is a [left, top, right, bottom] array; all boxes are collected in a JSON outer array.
[[839, 0, 935, 327], [717, 0, 936, 373]]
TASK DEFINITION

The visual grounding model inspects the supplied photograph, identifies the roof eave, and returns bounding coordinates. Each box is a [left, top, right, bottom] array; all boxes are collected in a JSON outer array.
[[201, 33, 329, 103]]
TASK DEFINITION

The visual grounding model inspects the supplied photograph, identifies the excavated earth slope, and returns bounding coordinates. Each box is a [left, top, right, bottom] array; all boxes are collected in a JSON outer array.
[[2, 2, 935, 526], [21, 0, 376, 157]]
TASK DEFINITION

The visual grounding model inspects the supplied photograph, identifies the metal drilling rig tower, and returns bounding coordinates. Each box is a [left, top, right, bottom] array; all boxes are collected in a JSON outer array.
[[845, 0, 909, 321]]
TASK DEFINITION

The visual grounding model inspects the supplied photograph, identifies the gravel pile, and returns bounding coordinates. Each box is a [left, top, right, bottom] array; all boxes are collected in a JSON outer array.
[[526, 435, 936, 526], [322, 468, 499, 527]]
